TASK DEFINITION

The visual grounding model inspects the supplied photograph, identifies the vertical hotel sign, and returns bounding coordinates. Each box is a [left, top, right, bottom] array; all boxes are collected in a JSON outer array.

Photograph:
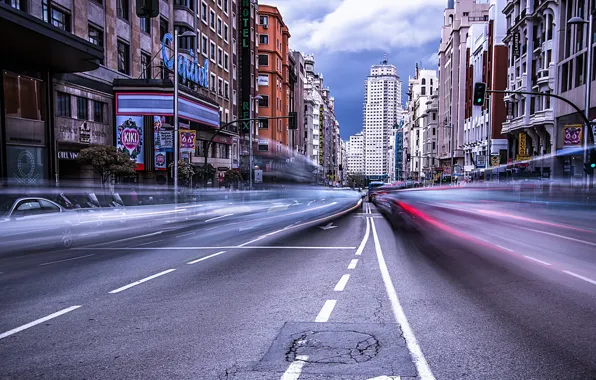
[[319, 105, 324, 166], [239, 0, 251, 132]]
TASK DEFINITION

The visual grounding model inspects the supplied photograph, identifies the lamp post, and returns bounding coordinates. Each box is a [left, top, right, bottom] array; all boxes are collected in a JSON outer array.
[[569, 9, 593, 188], [249, 94, 263, 190], [173, 29, 196, 203]]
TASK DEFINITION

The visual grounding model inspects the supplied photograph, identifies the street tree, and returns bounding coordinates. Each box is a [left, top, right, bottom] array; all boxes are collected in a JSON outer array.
[[78, 145, 136, 188], [169, 160, 195, 187]]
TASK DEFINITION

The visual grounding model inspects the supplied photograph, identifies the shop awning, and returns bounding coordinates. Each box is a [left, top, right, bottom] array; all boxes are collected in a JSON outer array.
[[0, 5, 103, 73]]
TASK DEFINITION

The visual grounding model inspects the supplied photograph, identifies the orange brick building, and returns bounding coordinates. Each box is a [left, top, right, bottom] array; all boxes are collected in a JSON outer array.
[[255, 5, 290, 168]]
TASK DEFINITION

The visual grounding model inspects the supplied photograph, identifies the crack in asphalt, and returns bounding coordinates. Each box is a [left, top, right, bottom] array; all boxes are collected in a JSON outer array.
[[218, 363, 239, 380], [285, 330, 380, 365]]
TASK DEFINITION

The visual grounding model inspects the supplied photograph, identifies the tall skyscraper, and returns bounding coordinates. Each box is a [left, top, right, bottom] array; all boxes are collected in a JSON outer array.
[[363, 58, 402, 178]]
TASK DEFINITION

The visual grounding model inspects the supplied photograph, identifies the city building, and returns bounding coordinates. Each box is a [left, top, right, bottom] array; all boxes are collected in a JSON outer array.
[[387, 128, 397, 182], [395, 121, 405, 181], [340, 139, 348, 185], [405, 67, 438, 181], [438, 0, 491, 178], [363, 57, 403, 181], [347, 132, 365, 175], [255, 4, 290, 177], [2, 0, 247, 187], [501, 0, 560, 180], [290, 51, 306, 156], [553, 0, 595, 181], [463, 0, 508, 180]]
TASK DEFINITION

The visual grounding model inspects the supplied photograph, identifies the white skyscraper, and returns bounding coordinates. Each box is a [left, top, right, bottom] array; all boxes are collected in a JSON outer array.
[[363, 58, 402, 178]]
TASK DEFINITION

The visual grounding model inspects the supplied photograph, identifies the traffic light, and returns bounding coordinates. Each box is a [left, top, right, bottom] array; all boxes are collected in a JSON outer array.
[[136, 0, 159, 18], [473, 82, 487, 106], [585, 150, 596, 175], [289, 112, 298, 130]]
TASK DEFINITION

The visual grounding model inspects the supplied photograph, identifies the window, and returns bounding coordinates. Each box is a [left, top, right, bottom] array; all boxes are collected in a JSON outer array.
[[160, 18, 168, 41], [202, 35, 208, 56], [175, 25, 192, 49], [175, 0, 193, 10], [56, 92, 71, 117], [218, 48, 223, 66], [210, 9, 215, 30], [258, 54, 269, 66], [217, 0, 222, 8], [258, 118, 269, 129], [140, 16, 150, 34], [217, 17, 222, 36], [141, 52, 151, 79], [223, 0, 228, 14], [39, 200, 61, 214], [218, 78, 223, 96], [76, 97, 88, 120], [210, 41, 216, 61], [224, 52, 229, 71], [223, 23, 229, 42], [421, 87, 426, 96], [210, 73, 216, 92], [117, 40, 130, 75], [259, 15, 268, 25], [93, 101, 105, 123], [116, 0, 128, 20], [6, 0, 26, 11], [88, 24, 104, 64], [42, 0, 70, 31], [259, 95, 269, 107], [224, 81, 229, 99], [259, 34, 268, 44], [201, 2, 207, 23]]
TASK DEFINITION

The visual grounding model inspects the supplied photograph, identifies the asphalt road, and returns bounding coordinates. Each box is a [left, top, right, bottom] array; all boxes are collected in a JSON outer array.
[[1, 195, 596, 379]]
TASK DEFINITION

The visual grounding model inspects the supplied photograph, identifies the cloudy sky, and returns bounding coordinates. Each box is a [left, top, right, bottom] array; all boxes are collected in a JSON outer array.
[[261, 0, 447, 140]]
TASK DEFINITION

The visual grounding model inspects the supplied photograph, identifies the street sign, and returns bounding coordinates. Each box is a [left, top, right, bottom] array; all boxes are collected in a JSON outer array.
[[254, 169, 263, 183], [477, 155, 487, 168]]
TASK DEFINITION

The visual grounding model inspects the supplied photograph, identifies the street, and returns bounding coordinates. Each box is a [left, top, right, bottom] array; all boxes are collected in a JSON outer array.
[[1, 195, 596, 379]]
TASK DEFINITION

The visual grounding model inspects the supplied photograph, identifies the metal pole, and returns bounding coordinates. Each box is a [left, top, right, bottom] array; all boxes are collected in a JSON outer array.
[[174, 29, 179, 204], [450, 124, 455, 185], [249, 95, 253, 190], [583, 9, 593, 189]]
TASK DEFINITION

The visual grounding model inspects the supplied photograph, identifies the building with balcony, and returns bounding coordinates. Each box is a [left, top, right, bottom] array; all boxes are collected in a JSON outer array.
[[438, 0, 491, 177], [501, 0, 560, 179], [463, 0, 508, 180], [554, 0, 596, 182], [255, 4, 290, 178]]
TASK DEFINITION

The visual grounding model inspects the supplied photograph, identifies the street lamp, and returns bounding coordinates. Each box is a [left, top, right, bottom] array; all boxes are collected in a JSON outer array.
[[249, 94, 263, 190], [569, 11, 593, 187], [173, 29, 196, 203]]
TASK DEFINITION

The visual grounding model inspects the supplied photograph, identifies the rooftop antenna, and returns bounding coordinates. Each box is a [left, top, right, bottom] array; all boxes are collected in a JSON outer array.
[[382, 53, 388, 64]]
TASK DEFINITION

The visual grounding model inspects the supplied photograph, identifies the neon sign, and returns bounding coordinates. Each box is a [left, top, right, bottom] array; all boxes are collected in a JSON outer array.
[[162, 33, 209, 89]]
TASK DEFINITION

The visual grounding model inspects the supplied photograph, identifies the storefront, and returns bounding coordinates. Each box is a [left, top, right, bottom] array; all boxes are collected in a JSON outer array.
[[112, 80, 221, 186], [0, 5, 103, 187]]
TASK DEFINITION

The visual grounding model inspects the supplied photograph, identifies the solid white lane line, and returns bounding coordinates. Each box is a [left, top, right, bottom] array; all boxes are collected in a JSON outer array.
[[187, 251, 226, 265], [496, 245, 514, 252], [370, 218, 435, 380], [334, 274, 350, 291], [205, 214, 234, 222], [315, 300, 336, 322], [280, 355, 309, 380], [176, 231, 196, 238], [520, 227, 596, 247], [109, 269, 176, 294], [524, 255, 552, 266], [77, 246, 356, 251], [0, 306, 81, 340], [355, 217, 371, 256], [39, 254, 96, 266], [563, 270, 596, 286], [88, 231, 163, 247], [348, 259, 359, 270]]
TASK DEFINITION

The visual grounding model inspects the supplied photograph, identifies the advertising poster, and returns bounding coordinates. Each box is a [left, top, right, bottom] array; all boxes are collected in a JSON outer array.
[[153, 116, 165, 149], [154, 150, 167, 171], [180, 130, 196, 153], [116, 116, 144, 171], [564, 125, 583, 146]]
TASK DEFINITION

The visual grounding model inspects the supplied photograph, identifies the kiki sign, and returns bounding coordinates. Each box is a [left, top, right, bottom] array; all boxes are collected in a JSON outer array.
[[162, 33, 209, 89]]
